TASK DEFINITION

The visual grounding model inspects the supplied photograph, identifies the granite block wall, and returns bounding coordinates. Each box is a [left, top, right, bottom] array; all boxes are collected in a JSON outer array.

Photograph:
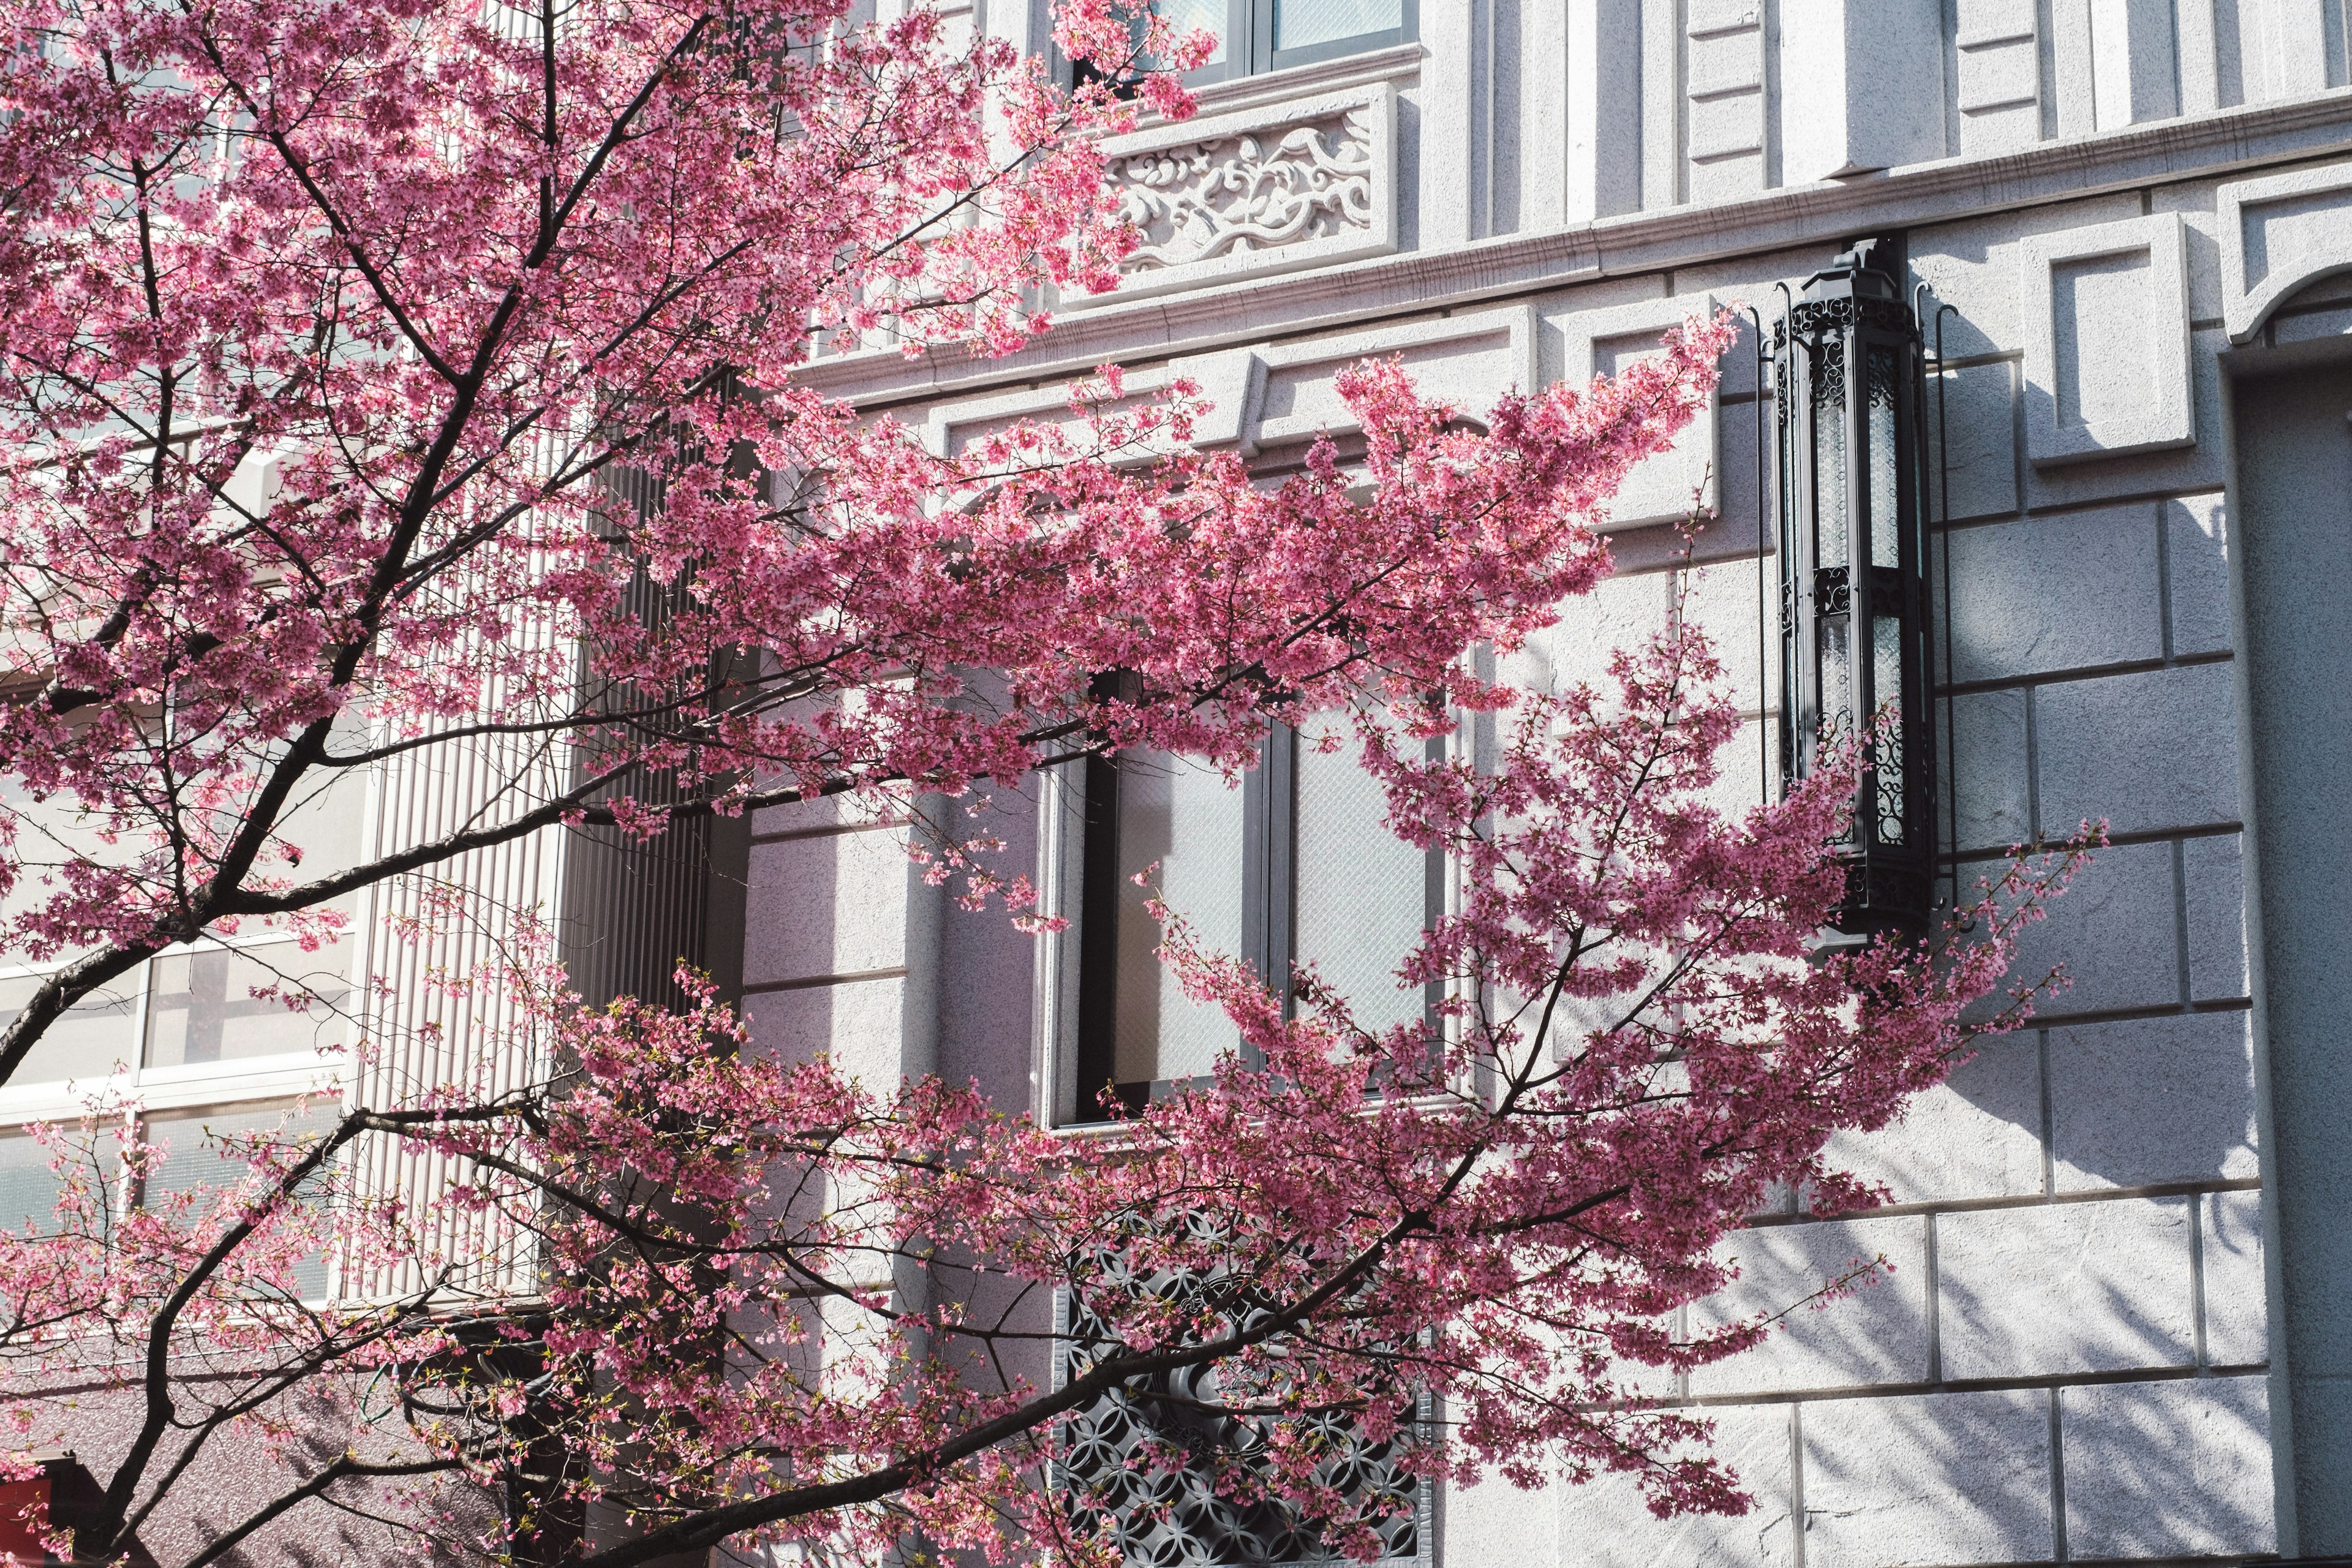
[[1453, 181, 2280, 1566]]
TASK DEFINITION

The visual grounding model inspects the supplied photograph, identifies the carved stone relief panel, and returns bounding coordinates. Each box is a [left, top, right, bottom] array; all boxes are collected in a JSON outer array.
[[1065, 83, 1400, 309], [2218, 160, 2352, 344], [2018, 213, 2193, 466], [1559, 295, 1722, 528]]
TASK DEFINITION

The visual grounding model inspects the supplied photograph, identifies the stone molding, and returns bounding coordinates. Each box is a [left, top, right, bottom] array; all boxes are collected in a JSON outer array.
[[1248, 304, 1536, 449], [1064, 81, 1399, 309], [801, 91, 2352, 409], [925, 306, 1536, 460], [2018, 211, 2194, 467], [2218, 158, 2352, 342], [1953, 0, 2045, 156]]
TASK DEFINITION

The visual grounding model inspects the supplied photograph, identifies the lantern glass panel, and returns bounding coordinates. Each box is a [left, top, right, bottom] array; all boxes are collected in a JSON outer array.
[[1819, 612, 1852, 739], [1812, 345, 1849, 570], [1873, 614, 1905, 845], [1868, 346, 1900, 570]]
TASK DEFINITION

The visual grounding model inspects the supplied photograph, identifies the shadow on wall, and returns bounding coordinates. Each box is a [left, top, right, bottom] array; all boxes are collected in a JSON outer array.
[[1502, 469, 2271, 1563], [1535, 1230, 2275, 1567]]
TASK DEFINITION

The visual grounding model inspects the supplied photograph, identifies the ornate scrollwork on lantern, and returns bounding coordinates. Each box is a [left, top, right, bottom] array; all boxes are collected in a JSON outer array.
[[1773, 239, 1940, 943], [1058, 1218, 1423, 1568]]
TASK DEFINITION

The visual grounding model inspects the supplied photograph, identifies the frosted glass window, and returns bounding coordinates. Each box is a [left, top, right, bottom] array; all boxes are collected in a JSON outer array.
[[1292, 723, 1427, 1035], [1813, 364, 1849, 570], [143, 1100, 336, 1298], [1274, 0, 1403, 50], [1110, 752, 1248, 1087], [0, 1133, 64, 1234], [1155, 0, 1229, 65], [144, 937, 353, 1069], [0, 973, 140, 1085]]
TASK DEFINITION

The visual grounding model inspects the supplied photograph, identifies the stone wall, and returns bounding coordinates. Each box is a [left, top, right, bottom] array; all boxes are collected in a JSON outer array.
[[744, 2, 2352, 1561]]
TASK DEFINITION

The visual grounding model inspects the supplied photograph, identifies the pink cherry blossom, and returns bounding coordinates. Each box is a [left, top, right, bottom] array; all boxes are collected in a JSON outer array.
[[0, 0, 2087, 1561]]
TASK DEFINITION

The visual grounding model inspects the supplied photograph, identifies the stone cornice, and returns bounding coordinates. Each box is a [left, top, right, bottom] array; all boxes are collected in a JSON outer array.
[[800, 85, 2352, 409]]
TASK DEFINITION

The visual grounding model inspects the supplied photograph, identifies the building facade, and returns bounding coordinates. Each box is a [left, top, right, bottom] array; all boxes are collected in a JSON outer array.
[[748, 1, 2352, 1562], [4, 0, 2351, 1561]]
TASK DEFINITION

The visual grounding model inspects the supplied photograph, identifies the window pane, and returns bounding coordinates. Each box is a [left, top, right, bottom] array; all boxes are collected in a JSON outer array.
[[1156, 0, 1229, 66], [143, 937, 353, 1069], [0, 1132, 65, 1234], [1112, 751, 1248, 1087], [1273, 0, 1403, 50], [1812, 347, 1850, 570], [143, 1100, 337, 1298], [1292, 722, 1427, 1035], [0, 972, 141, 1085], [1819, 612, 1855, 845]]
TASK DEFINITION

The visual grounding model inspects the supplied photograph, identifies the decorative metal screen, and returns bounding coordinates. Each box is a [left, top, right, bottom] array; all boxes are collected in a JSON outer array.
[[1057, 1226, 1425, 1568]]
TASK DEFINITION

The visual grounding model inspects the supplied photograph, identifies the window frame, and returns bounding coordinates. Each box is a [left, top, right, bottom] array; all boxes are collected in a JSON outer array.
[[1067, 724, 1446, 1124], [0, 930, 360, 1109], [1083, 0, 1419, 89]]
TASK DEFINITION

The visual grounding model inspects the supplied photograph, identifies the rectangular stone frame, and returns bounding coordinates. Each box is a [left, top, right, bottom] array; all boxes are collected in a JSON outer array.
[[1559, 293, 1722, 528], [2018, 211, 2193, 467], [933, 306, 1536, 464]]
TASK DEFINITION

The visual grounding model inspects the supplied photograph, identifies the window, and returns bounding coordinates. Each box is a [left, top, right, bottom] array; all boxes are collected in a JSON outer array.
[[143, 937, 355, 1068], [1107, 0, 1414, 85], [0, 936, 356, 1293], [1072, 718, 1438, 1121], [0, 933, 356, 1089], [141, 1097, 338, 1299]]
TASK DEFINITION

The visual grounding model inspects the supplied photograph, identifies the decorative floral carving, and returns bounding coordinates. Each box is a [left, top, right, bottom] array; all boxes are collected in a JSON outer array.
[[1109, 105, 1379, 274]]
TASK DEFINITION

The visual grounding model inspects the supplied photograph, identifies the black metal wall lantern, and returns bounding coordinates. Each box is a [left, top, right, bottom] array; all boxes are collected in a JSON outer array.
[[1773, 238, 1938, 943]]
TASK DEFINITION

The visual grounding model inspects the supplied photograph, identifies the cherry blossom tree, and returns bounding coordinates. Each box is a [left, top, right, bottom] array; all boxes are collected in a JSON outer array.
[[0, 0, 2087, 1562]]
